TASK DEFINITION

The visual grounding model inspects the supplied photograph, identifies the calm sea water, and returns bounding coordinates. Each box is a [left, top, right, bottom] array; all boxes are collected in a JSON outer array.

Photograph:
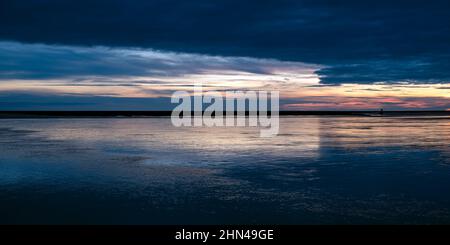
[[0, 116, 449, 224]]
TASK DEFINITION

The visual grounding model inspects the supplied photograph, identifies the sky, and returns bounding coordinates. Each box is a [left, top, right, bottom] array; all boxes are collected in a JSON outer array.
[[0, 0, 449, 110]]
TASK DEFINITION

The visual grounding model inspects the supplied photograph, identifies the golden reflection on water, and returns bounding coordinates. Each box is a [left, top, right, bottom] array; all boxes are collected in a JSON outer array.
[[5, 116, 449, 161], [22, 117, 321, 158]]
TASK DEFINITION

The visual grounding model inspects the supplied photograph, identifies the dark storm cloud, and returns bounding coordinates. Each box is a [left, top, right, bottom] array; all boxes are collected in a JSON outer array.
[[0, 91, 174, 110], [1, 0, 450, 84], [316, 57, 450, 84]]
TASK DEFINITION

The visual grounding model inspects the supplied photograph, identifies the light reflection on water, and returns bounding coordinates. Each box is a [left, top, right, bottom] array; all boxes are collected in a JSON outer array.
[[0, 116, 449, 224]]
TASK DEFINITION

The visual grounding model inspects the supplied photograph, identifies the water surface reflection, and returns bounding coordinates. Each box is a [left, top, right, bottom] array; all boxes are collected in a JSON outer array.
[[0, 116, 449, 224]]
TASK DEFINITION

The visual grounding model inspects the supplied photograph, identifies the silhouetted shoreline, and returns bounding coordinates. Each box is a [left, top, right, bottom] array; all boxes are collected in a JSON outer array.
[[0, 110, 449, 118]]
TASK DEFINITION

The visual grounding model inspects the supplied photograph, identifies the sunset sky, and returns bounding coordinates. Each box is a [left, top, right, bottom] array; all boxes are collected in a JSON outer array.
[[1, 0, 449, 110]]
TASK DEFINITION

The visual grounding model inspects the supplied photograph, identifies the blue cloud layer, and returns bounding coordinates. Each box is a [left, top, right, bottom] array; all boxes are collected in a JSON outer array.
[[0, 41, 318, 81]]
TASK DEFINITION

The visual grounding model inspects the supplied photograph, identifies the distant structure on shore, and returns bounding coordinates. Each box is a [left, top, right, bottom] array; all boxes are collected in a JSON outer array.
[[379, 108, 384, 115]]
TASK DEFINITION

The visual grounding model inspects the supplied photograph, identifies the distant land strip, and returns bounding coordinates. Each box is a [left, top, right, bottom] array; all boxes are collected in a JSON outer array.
[[0, 111, 450, 118]]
